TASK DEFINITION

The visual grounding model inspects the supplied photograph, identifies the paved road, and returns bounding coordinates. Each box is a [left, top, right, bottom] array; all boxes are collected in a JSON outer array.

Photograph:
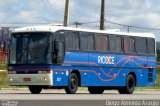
[[1, 90, 160, 106], [0, 89, 160, 100]]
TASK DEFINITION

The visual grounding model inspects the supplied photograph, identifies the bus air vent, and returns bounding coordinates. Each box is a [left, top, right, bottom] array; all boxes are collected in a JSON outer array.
[[148, 69, 153, 82]]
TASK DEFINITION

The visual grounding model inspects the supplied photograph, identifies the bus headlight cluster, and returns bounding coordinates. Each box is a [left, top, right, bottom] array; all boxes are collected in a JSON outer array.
[[38, 70, 50, 74]]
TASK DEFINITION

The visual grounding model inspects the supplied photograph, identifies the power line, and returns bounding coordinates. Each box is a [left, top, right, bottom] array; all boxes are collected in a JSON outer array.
[[0, 19, 160, 32], [69, 20, 100, 28], [70, 20, 99, 25], [69, 19, 160, 31], [105, 20, 160, 31]]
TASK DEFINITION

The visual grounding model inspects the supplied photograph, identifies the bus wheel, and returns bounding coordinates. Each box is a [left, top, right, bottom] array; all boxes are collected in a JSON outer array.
[[65, 73, 78, 94], [29, 86, 42, 94], [118, 74, 135, 94], [88, 87, 104, 94]]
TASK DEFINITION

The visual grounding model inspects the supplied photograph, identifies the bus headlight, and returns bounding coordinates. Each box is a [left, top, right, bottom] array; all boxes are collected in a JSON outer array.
[[38, 70, 50, 74], [44, 77, 48, 81], [8, 71, 16, 74], [9, 78, 13, 81]]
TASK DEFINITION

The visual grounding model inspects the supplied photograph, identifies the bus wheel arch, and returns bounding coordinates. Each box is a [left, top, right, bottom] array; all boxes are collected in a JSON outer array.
[[118, 72, 136, 94], [128, 72, 137, 86], [71, 70, 81, 86], [65, 71, 80, 94]]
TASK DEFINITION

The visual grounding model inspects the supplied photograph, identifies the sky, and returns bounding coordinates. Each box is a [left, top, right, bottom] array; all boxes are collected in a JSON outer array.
[[0, 0, 160, 40]]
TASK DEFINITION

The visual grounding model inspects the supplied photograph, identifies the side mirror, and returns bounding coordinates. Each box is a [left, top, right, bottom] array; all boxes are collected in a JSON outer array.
[[53, 41, 65, 64]]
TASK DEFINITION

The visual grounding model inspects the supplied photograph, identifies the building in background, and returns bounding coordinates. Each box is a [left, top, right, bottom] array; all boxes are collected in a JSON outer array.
[[0, 27, 10, 62]]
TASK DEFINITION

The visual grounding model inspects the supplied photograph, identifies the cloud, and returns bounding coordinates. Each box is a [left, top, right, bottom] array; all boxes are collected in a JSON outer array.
[[106, 0, 160, 27], [0, 0, 158, 26], [0, 0, 67, 24], [0, 0, 160, 40]]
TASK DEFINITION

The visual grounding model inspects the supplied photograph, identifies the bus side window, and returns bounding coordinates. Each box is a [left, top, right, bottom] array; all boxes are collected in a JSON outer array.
[[95, 35, 108, 52], [95, 34, 101, 52], [80, 33, 94, 51], [65, 31, 73, 50], [124, 37, 129, 53], [88, 35, 94, 51], [148, 38, 155, 55], [80, 34, 88, 51], [101, 35, 108, 52], [65, 31, 79, 50], [72, 32, 80, 50], [124, 37, 135, 54], [130, 38, 135, 53], [135, 37, 147, 54], [115, 37, 122, 53], [109, 36, 122, 53], [109, 36, 116, 52]]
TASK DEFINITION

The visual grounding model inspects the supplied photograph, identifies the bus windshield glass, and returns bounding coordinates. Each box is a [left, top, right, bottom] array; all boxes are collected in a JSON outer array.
[[9, 32, 52, 65]]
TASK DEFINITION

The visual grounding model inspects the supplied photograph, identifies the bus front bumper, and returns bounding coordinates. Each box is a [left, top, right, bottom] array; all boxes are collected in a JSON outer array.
[[8, 74, 53, 86]]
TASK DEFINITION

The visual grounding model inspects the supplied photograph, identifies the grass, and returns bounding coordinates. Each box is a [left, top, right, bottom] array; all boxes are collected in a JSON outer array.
[[0, 68, 160, 89], [157, 68, 160, 87], [0, 62, 7, 70], [0, 71, 26, 89], [0, 71, 10, 88]]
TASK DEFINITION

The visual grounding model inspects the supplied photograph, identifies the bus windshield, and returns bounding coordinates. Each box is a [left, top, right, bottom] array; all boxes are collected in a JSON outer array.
[[9, 32, 52, 65]]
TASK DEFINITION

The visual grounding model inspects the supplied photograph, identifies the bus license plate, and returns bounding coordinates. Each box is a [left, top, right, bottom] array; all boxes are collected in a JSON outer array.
[[23, 78, 31, 81]]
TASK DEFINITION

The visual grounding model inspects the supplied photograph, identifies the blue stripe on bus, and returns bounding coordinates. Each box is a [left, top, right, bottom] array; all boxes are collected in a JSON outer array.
[[10, 52, 156, 87]]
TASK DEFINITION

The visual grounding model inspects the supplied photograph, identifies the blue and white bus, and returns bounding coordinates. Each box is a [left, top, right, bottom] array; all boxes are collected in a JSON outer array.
[[8, 25, 156, 94]]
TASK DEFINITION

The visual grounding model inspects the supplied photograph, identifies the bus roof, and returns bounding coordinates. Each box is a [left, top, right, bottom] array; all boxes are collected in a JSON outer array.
[[13, 25, 155, 38]]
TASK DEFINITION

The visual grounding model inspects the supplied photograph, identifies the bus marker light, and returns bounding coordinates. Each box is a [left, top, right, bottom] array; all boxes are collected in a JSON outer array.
[[54, 72, 58, 74], [66, 71, 69, 76]]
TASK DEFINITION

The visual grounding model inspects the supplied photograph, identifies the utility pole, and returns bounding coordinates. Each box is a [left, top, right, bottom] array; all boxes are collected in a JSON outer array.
[[63, 0, 70, 27], [100, 0, 105, 30]]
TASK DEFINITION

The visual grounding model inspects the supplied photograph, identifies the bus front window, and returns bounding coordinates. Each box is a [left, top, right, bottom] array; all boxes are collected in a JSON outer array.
[[9, 32, 52, 65]]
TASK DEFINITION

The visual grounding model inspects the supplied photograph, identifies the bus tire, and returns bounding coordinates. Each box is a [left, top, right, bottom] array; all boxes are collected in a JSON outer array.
[[29, 86, 42, 94], [118, 74, 135, 94], [65, 73, 78, 94], [88, 87, 104, 94]]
